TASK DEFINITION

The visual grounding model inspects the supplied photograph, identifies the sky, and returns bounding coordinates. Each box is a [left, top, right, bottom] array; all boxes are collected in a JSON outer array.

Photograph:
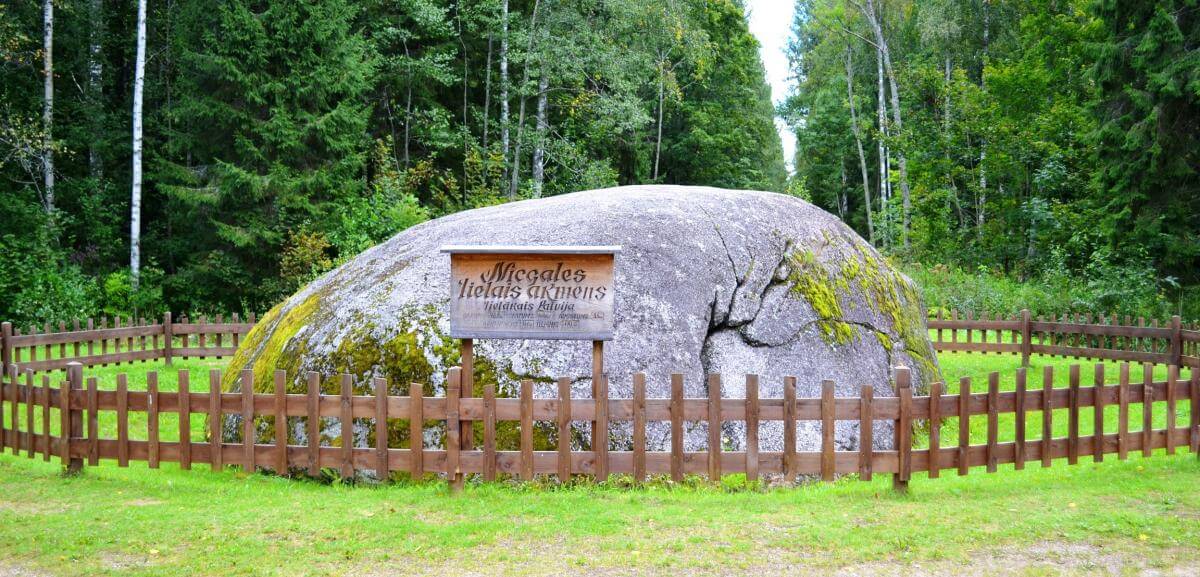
[[746, 0, 797, 174]]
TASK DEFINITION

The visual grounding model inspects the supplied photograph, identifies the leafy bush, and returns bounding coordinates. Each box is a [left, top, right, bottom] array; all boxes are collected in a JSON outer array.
[[905, 260, 1199, 322]]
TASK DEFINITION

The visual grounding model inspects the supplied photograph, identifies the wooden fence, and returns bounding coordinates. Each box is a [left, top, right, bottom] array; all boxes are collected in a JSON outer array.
[[4, 309, 1197, 378], [928, 310, 1200, 368], [0, 313, 255, 374], [2, 361, 1197, 492]]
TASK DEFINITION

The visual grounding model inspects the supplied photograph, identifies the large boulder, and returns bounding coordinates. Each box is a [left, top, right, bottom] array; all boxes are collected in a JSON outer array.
[[226, 185, 939, 458]]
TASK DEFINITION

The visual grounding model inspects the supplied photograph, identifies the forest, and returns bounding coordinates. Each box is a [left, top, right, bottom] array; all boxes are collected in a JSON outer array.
[[782, 0, 1199, 318], [0, 0, 1197, 324], [0, 0, 785, 321]]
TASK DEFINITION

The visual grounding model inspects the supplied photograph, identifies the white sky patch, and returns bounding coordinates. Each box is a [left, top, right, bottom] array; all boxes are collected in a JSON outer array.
[[746, 0, 797, 175]]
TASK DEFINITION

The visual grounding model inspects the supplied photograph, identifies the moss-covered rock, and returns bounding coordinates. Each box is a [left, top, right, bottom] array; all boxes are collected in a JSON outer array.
[[224, 185, 940, 471]]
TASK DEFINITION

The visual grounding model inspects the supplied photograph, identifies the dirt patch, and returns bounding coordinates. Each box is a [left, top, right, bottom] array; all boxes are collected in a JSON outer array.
[[353, 541, 1200, 577], [0, 563, 47, 577]]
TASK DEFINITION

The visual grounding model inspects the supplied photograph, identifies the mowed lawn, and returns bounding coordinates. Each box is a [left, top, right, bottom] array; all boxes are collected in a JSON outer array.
[[0, 352, 1198, 576]]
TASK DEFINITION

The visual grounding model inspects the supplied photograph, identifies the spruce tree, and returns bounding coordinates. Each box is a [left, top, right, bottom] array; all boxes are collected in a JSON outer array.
[[158, 0, 374, 310]]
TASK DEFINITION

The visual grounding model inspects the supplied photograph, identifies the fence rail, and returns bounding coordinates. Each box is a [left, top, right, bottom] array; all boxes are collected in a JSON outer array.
[[4, 309, 1197, 377], [3, 361, 1197, 492], [0, 313, 255, 374], [928, 310, 1200, 368]]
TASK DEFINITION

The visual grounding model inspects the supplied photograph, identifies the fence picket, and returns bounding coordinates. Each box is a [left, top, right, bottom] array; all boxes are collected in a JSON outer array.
[[987, 372, 999, 472], [24, 371, 33, 458], [241, 369, 255, 472], [633, 373, 647, 483], [820, 380, 834, 483], [210, 370, 222, 471], [557, 376, 571, 482], [369, 374, 384, 477], [86, 376, 97, 465], [708, 374, 722, 481], [1068, 365, 1080, 465], [1142, 363, 1153, 458], [745, 374, 759, 483], [958, 377, 970, 476], [929, 381, 941, 478], [785, 376, 798, 483], [1166, 365, 1177, 455], [147, 372, 159, 469], [670, 374, 683, 482], [1191, 367, 1199, 457], [1015, 368, 1026, 469], [446, 369, 462, 490], [116, 374, 128, 467], [1118, 363, 1130, 460], [340, 374, 353, 480], [1094, 364, 1105, 462], [40, 375, 49, 461], [595, 374, 609, 482], [307, 372, 320, 476], [859, 384, 873, 481], [280, 371, 292, 475], [483, 378, 496, 482], [179, 371, 191, 469], [1042, 366, 1053, 468], [411, 381, 426, 479], [519, 380, 531, 480], [895, 368, 912, 490]]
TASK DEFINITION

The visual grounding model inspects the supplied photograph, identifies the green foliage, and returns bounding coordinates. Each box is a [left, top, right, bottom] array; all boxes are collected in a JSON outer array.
[[783, 0, 1197, 315], [0, 0, 787, 320]]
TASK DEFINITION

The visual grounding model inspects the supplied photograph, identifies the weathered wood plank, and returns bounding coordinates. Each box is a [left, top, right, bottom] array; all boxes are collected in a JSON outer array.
[[745, 374, 759, 483], [557, 376, 571, 483], [820, 379, 835, 482], [633, 373, 646, 483]]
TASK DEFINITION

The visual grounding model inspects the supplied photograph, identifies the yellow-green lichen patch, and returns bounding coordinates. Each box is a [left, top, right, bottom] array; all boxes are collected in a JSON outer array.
[[786, 248, 857, 345], [223, 289, 325, 392]]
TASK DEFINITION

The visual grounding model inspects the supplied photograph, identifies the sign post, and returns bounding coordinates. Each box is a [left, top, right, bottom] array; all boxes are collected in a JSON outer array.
[[442, 245, 620, 487]]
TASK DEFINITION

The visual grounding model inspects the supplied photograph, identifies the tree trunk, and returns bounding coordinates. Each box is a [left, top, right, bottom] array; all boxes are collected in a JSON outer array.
[[875, 44, 889, 249], [41, 0, 54, 215], [499, 0, 510, 180], [483, 34, 492, 151], [507, 0, 543, 198], [532, 71, 549, 198], [458, 5, 469, 203], [653, 65, 665, 181], [846, 46, 874, 245], [88, 0, 103, 180], [861, 0, 911, 252], [131, 0, 147, 292], [977, 0, 990, 238], [402, 39, 412, 170]]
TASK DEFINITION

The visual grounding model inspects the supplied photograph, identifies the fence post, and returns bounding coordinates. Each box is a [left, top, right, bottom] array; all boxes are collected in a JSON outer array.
[[65, 362, 84, 474], [1170, 315, 1183, 367], [1020, 309, 1032, 367], [893, 366, 912, 493], [162, 312, 173, 365], [1, 322, 11, 377]]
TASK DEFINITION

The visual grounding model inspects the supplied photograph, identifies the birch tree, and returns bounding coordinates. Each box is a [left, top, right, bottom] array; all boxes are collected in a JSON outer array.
[[845, 45, 873, 244], [130, 0, 147, 290], [41, 0, 54, 215]]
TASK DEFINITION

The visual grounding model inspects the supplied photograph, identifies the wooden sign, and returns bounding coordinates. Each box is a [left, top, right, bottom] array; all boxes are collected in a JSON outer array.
[[441, 246, 620, 340]]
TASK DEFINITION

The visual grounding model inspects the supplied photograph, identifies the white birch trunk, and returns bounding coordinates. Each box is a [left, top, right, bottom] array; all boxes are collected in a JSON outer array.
[[653, 65, 665, 181], [531, 71, 548, 198], [846, 46, 874, 245], [42, 0, 54, 214], [130, 0, 147, 290], [862, 0, 911, 251], [499, 0, 510, 177], [88, 0, 103, 180]]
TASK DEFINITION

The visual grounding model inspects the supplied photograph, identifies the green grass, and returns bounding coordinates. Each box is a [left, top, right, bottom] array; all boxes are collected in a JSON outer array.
[[0, 353, 1197, 576]]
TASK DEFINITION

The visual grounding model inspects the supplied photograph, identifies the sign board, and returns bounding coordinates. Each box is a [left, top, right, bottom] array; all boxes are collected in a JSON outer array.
[[441, 246, 620, 340]]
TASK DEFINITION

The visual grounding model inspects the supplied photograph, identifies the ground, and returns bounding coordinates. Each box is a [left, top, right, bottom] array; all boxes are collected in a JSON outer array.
[[0, 351, 1197, 576]]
